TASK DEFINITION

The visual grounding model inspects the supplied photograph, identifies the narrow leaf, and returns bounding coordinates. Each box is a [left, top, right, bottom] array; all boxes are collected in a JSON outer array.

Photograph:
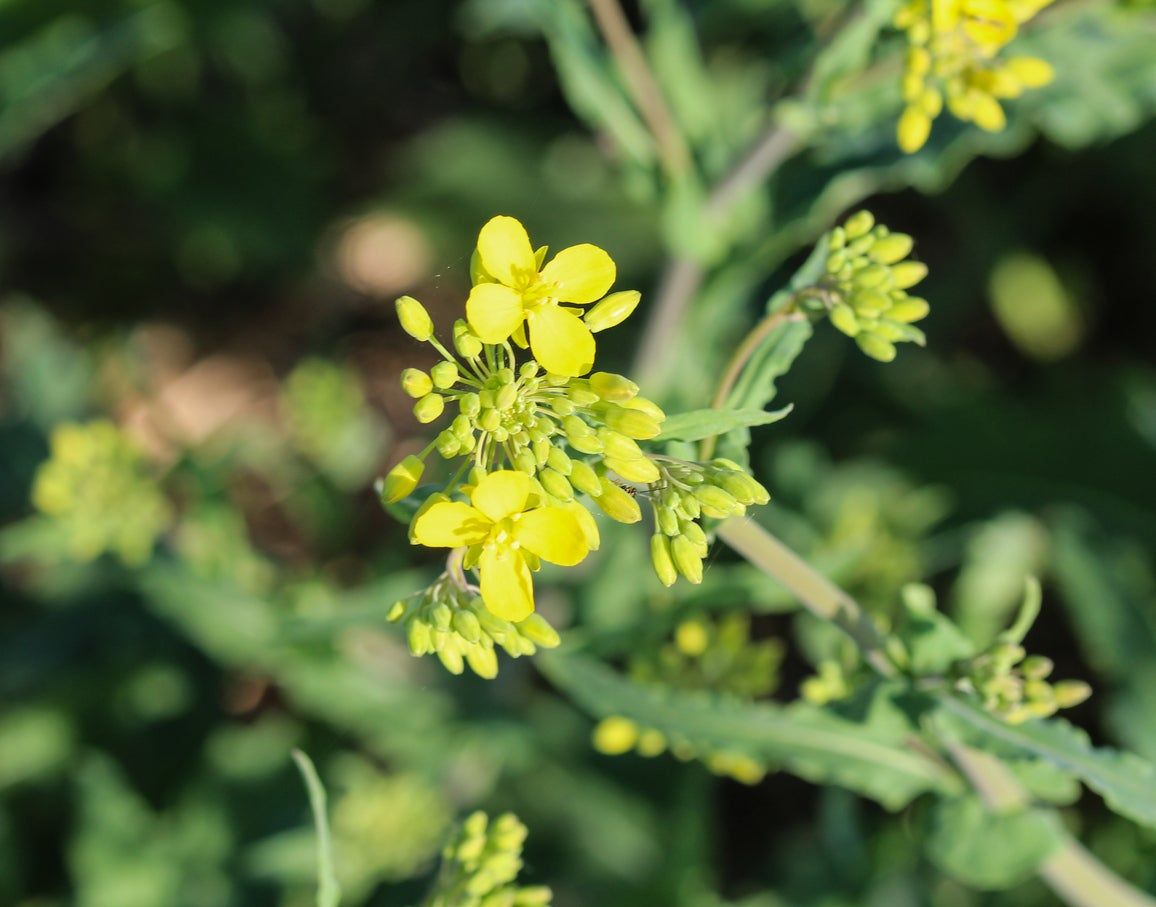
[[656, 405, 793, 443], [292, 749, 342, 907]]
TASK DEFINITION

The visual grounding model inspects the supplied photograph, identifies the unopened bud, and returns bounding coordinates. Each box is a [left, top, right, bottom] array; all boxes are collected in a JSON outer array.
[[588, 371, 639, 401], [584, 290, 641, 333], [670, 535, 704, 584], [413, 393, 445, 423], [593, 483, 641, 523], [378, 455, 424, 503], [453, 318, 483, 357], [430, 361, 459, 389], [569, 460, 602, 497], [401, 368, 432, 398], [650, 533, 677, 587], [592, 716, 638, 755], [396, 295, 433, 341]]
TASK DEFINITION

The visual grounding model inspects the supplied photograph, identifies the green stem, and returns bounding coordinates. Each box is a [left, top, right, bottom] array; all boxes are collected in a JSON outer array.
[[717, 517, 1156, 907], [715, 517, 896, 677]]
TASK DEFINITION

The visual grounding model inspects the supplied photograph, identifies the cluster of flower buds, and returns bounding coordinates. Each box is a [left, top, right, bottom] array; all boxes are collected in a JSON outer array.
[[424, 811, 551, 907], [961, 642, 1091, 725], [817, 211, 930, 362], [591, 614, 781, 784], [799, 659, 852, 706], [648, 459, 770, 586], [894, 0, 1055, 152], [31, 420, 172, 566], [388, 573, 561, 679]]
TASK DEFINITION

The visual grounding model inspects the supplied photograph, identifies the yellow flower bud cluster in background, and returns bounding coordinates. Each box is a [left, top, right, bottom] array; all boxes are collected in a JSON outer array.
[[31, 420, 172, 566], [894, 0, 1056, 152], [959, 641, 1091, 724], [424, 811, 551, 907], [592, 614, 782, 784], [382, 217, 774, 649], [818, 211, 930, 362], [388, 572, 561, 679]]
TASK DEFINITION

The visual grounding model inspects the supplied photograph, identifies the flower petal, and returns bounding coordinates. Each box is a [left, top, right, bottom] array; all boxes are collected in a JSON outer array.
[[477, 215, 536, 288], [466, 283, 526, 344], [479, 545, 535, 620], [539, 244, 616, 304], [411, 502, 491, 548], [526, 305, 595, 377], [471, 470, 533, 523], [513, 506, 589, 567]]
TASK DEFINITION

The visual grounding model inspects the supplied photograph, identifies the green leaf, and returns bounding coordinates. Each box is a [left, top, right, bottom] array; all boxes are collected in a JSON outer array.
[[541, 652, 959, 809], [1000, 576, 1042, 645], [291, 750, 341, 907], [656, 405, 793, 443], [938, 695, 1156, 830], [898, 584, 976, 676], [926, 795, 1064, 890]]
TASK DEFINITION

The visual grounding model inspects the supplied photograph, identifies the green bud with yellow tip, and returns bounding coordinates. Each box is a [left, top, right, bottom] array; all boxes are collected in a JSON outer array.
[[593, 483, 642, 524], [414, 393, 445, 423], [568, 460, 602, 497], [396, 295, 433, 341], [453, 318, 483, 357], [670, 535, 704, 584], [584, 290, 641, 333], [430, 360, 458, 389], [378, 454, 425, 504], [588, 371, 639, 401]]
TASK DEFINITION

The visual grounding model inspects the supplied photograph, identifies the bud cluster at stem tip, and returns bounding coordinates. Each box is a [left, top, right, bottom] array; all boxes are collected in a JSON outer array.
[[961, 641, 1091, 724], [811, 210, 930, 363], [424, 811, 551, 907]]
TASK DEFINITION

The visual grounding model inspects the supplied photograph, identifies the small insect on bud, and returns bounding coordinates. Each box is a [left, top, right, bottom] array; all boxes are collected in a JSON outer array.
[[584, 290, 641, 333], [396, 295, 434, 341], [605, 456, 660, 485], [377, 454, 425, 504], [593, 482, 642, 524]]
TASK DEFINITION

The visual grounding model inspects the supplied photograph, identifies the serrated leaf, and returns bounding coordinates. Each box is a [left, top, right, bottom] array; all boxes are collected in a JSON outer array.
[[656, 405, 793, 443], [926, 795, 1063, 890], [938, 695, 1156, 829], [541, 652, 958, 809]]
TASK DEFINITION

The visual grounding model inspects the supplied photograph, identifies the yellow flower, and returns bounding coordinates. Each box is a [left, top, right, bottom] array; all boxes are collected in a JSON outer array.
[[410, 471, 589, 620], [466, 216, 617, 377]]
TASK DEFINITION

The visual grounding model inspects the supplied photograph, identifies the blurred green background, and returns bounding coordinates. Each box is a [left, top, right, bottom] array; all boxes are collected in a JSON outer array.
[[1, 0, 1155, 904]]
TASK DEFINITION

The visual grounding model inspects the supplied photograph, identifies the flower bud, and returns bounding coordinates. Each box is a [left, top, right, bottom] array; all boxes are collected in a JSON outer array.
[[436, 640, 465, 675], [592, 716, 638, 755], [466, 644, 499, 679], [396, 295, 433, 341], [599, 404, 661, 440], [430, 361, 459, 389], [855, 334, 897, 363], [670, 535, 704, 584], [546, 446, 572, 475], [605, 456, 660, 484], [887, 297, 930, 323], [597, 429, 644, 462], [514, 447, 537, 475], [401, 368, 432, 398], [435, 430, 461, 458], [622, 396, 666, 422], [378, 455, 424, 503], [413, 393, 445, 423], [1053, 680, 1092, 708], [890, 261, 928, 289], [453, 318, 483, 358], [829, 304, 860, 337], [650, 533, 677, 587], [518, 612, 561, 648], [584, 290, 641, 333], [693, 484, 742, 516], [568, 460, 602, 497], [593, 483, 641, 524], [539, 468, 573, 501], [588, 371, 639, 402], [870, 233, 914, 265], [844, 210, 875, 239], [407, 617, 433, 655]]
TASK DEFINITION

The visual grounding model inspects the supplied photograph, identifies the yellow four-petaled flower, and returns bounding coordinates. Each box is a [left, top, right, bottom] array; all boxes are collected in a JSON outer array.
[[410, 471, 590, 621], [466, 216, 616, 377]]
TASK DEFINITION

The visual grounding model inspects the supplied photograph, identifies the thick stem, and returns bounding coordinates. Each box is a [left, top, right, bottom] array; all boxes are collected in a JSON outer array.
[[715, 517, 896, 677], [585, 0, 691, 178]]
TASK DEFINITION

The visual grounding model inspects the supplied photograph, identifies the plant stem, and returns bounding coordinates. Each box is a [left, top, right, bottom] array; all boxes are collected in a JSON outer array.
[[944, 741, 1156, 907], [585, 0, 691, 178], [698, 306, 805, 459], [718, 517, 1156, 907], [714, 517, 896, 677]]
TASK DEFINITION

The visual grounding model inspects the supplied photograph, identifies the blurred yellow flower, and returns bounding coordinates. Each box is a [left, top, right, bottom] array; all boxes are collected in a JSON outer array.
[[410, 470, 589, 620], [466, 216, 617, 377]]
